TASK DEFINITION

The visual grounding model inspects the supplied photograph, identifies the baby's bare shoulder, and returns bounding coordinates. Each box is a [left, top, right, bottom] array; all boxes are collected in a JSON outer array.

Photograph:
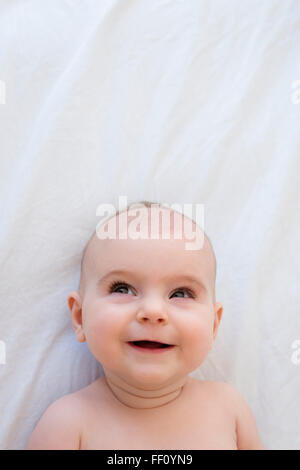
[[191, 378, 240, 400], [191, 378, 251, 416], [191, 379, 264, 450], [26, 390, 86, 450]]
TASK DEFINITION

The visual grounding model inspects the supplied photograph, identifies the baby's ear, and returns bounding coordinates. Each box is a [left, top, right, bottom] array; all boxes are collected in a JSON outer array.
[[213, 302, 223, 339], [67, 291, 86, 343]]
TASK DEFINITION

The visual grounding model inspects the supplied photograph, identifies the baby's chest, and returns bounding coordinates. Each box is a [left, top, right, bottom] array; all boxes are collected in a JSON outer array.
[[80, 406, 237, 450]]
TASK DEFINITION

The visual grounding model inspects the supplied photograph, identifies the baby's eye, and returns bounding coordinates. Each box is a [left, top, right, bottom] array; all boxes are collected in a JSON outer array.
[[109, 281, 134, 295], [108, 281, 195, 299], [171, 288, 195, 299]]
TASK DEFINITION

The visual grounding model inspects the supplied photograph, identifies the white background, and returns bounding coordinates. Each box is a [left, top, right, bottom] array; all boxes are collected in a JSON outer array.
[[0, 0, 299, 450]]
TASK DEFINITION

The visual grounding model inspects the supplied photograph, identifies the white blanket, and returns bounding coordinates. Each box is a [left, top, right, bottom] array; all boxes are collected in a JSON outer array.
[[0, 0, 299, 450]]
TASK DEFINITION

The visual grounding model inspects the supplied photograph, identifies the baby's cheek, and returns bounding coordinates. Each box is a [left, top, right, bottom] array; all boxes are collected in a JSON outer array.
[[184, 322, 214, 369], [85, 314, 124, 364]]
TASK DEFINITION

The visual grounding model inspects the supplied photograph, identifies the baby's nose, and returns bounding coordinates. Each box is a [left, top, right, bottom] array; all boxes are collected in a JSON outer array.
[[136, 302, 168, 324]]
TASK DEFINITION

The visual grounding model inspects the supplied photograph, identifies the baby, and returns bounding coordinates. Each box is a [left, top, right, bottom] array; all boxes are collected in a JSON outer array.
[[27, 201, 264, 450]]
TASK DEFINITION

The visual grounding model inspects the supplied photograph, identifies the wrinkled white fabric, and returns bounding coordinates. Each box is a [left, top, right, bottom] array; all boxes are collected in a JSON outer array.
[[0, 0, 299, 450]]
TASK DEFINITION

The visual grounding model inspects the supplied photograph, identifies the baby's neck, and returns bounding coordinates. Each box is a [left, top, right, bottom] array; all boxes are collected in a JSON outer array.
[[103, 373, 189, 409]]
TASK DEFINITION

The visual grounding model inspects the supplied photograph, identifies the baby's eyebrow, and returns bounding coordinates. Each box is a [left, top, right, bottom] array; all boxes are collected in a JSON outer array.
[[97, 269, 208, 292]]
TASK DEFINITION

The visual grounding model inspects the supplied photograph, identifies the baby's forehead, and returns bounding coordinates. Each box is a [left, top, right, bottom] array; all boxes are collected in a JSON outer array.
[[81, 208, 216, 281]]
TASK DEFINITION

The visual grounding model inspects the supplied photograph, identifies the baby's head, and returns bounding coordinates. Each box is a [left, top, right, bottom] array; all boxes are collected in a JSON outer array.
[[68, 201, 223, 395]]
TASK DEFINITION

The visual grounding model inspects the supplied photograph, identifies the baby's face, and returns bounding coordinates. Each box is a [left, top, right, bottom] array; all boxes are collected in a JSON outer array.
[[69, 209, 223, 390]]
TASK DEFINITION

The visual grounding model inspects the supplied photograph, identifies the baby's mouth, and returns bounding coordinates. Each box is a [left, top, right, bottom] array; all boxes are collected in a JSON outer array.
[[128, 340, 174, 350]]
